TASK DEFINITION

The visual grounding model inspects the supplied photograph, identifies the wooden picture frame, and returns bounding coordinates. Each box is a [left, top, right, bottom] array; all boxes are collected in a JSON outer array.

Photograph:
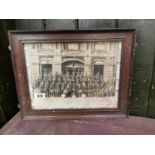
[[8, 29, 136, 120]]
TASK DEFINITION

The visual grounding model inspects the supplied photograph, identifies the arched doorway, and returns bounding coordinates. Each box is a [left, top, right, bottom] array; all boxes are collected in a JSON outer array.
[[62, 59, 84, 75]]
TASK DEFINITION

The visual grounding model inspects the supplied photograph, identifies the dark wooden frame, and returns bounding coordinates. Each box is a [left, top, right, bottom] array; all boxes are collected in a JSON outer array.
[[8, 29, 136, 120]]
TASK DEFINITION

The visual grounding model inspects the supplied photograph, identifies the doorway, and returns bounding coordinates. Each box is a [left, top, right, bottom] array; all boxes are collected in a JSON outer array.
[[62, 60, 84, 75]]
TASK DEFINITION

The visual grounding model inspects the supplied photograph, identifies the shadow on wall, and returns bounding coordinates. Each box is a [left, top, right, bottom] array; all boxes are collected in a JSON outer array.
[[0, 20, 19, 128]]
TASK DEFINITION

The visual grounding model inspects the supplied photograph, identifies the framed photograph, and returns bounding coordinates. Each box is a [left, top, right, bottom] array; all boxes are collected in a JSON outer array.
[[9, 29, 135, 120]]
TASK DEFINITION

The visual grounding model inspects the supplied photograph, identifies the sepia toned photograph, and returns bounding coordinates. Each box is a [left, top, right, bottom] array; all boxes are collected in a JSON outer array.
[[8, 30, 135, 119], [24, 41, 122, 110]]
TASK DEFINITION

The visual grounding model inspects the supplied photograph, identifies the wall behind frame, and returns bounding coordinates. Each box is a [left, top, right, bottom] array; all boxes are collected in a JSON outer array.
[[1, 19, 155, 128], [0, 20, 19, 128], [14, 19, 155, 118]]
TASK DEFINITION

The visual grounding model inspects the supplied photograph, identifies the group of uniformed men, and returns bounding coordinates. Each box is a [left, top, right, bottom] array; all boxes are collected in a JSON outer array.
[[34, 70, 115, 98]]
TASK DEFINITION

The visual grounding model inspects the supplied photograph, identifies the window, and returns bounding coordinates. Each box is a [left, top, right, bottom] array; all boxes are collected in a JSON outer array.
[[93, 65, 104, 75], [41, 64, 52, 78]]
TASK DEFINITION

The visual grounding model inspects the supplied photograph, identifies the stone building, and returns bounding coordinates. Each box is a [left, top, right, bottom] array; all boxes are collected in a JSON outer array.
[[24, 41, 122, 84]]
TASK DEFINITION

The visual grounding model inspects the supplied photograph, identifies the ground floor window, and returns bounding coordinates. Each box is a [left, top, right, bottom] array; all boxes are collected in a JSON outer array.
[[93, 65, 104, 76], [41, 64, 52, 78]]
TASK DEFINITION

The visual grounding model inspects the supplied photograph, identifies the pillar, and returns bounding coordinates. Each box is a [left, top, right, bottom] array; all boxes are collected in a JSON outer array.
[[84, 43, 92, 75]]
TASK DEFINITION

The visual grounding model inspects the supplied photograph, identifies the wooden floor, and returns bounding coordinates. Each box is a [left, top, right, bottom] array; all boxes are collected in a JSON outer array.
[[0, 112, 155, 135]]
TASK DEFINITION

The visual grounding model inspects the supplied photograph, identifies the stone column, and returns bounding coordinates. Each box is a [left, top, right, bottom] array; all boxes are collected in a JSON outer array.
[[53, 50, 62, 75], [84, 57, 91, 75], [103, 57, 114, 81], [84, 43, 92, 75]]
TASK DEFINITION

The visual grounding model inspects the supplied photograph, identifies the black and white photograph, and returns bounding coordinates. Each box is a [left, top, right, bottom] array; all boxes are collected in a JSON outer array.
[[24, 41, 122, 109]]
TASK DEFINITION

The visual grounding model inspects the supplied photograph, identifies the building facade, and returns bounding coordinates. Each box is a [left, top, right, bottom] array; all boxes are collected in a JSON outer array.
[[24, 41, 122, 86]]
